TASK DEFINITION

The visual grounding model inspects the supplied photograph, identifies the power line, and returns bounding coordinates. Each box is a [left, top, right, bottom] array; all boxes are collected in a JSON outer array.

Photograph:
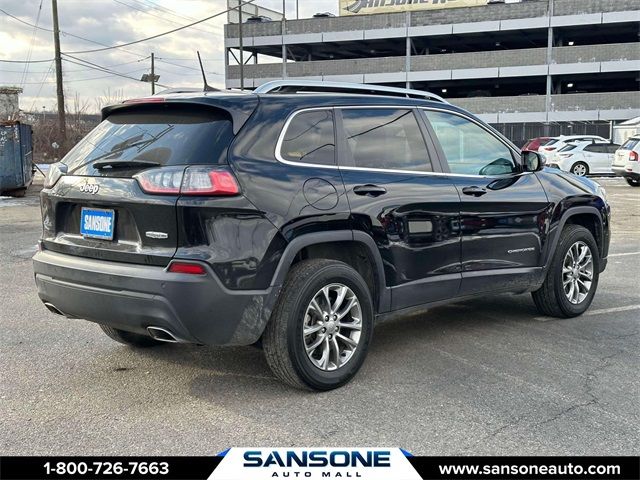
[[111, 0, 217, 35], [1, 58, 149, 74], [64, 0, 257, 54], [62, 54, 171, 89], [0, 58, 54, 63], [19, 0, 44, 88], [19, 67, 149, 84], [0, 7, 150, 61], [154, 57, 223, 75], [135, 0, 206, 26], [28, 60, 54, 112]]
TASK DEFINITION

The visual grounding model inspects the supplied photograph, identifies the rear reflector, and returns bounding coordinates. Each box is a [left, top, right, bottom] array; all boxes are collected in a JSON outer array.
[[168, 262, 206, 275], [134, 166, 240, 196]]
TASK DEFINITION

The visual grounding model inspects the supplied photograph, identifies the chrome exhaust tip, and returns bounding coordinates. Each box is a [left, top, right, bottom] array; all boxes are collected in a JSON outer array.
[[44, 302, 64, 316], [147, 326, 180, 343]]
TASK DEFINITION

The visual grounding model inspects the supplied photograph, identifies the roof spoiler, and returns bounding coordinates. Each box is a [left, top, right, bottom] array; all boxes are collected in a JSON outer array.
[[101, 95, 259, 135]]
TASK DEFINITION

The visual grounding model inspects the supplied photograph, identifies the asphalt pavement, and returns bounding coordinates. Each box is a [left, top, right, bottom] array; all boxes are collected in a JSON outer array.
[[1, 177, 638, 455]]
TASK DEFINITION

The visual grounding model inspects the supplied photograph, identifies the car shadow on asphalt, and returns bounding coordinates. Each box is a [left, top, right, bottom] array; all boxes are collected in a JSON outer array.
[[128, 293, 541, 397]]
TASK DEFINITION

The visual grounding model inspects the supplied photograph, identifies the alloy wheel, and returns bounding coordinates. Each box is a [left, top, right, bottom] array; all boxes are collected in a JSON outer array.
[[303, 283, 362, 371], [562, 241, 594, 305], [572, 164, 587, 176]]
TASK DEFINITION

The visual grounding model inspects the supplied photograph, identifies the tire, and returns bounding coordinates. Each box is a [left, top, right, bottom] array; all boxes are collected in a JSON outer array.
[[570, 162, 589, 177], [532, 225, 600, 318], [99, 324, 162, 348], [625, 178, 640, 187], [262, 259, 374, 391]]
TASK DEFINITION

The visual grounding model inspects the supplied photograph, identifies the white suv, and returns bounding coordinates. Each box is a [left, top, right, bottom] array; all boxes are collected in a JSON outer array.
[[539, 135, 608, 164], [612, 136, 640, 187], [549, 141, 620, 176]]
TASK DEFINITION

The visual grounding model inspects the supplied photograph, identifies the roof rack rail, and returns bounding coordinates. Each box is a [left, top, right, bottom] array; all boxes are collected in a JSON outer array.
[[254, 80, 449, 104]]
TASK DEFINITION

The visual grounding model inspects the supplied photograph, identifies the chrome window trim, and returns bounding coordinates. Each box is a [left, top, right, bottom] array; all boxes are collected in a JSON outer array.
[[275, 106, 525, 179], [275, 107, 340, 170]]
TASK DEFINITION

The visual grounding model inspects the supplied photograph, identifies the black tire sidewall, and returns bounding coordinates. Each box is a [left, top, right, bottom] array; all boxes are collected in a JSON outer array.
[[552, 227, 600, 316], [285, 264, 374, 391]]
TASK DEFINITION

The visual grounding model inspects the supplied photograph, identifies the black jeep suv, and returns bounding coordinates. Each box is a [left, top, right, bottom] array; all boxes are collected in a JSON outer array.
[[33, 81, 610, 390]]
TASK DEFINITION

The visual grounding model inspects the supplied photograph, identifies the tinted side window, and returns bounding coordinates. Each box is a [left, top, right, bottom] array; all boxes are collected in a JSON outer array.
[[340, 109, 432, 171], [585, 144, 606, 153], [424, 110, 516, 176], [607, 144, 620, 154], [280, 110, 335, 165]]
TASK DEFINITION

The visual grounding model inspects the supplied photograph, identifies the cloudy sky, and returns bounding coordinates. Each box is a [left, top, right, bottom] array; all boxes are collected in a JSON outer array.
[[1, 0, 338, 113]]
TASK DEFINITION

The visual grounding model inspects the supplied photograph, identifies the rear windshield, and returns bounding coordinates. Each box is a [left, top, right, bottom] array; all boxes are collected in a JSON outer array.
[[64, 108, 234, 175], [559, 144, 577, 152], [621, 138, 639, 150], [544, 139, 558, 146]]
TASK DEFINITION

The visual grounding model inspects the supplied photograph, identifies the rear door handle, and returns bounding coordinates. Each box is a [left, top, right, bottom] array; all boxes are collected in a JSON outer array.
[[462, 186, 487, 197], [353, 184, 387, 197]]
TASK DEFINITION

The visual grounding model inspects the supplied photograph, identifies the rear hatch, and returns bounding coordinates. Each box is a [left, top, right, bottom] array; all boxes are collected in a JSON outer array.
[[613, 138, 638, 167], [41, 103, 239, 266]]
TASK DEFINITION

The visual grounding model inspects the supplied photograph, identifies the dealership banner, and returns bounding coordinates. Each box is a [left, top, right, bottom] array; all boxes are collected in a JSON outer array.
[[1, 453, 639, 479], [339, 0, 488, 16]]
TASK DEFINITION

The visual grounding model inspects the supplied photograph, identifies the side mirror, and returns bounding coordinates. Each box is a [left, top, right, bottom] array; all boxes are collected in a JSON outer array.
[[522, 151, 544, 172]]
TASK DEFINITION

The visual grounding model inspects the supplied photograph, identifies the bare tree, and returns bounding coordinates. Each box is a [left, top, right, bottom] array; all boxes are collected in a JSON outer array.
[[25, 92, 101, 163], [93, 88, 125, 112]]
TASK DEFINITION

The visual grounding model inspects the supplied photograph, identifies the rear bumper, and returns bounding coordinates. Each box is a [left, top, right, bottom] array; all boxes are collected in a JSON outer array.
[[33, 250, 278, 346], [612, 166, 640, 179]]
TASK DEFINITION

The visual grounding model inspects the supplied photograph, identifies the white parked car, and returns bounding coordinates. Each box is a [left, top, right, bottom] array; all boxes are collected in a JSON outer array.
[[547, 141, 620, 176], [539, 135, 608, 164], [612, 135, 640, 187]]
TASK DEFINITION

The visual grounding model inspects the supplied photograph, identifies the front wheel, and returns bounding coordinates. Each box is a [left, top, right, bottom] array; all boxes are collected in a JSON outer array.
[[262, 259, 374, 391], [532, 225, 600, 318], [626, 178, 640, 187]]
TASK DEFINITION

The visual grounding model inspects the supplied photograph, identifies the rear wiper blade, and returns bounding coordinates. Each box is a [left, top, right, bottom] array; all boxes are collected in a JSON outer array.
[[93, 159, 160, 170]]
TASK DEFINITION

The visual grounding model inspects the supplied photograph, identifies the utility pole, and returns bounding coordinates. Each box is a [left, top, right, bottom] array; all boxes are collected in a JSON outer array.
[[151, 52, 155, 94], [544, 0, 555, 137], [282, 0, 286, 79], [238, 0, 244, 90], [51, 0, 66, 148]]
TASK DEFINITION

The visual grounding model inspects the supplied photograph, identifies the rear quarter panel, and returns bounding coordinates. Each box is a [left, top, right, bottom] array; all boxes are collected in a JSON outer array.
[[225, 99, 351, 289]]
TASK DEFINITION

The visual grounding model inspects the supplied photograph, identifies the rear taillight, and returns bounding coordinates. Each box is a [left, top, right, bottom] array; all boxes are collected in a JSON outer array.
[[630, 151, 639, 162], [168, 262, 207, 275], [134, 166, 240, 196], [181, 167, 240, 196], [544, 147, 556, 151], [135, 166, 183, 194]]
